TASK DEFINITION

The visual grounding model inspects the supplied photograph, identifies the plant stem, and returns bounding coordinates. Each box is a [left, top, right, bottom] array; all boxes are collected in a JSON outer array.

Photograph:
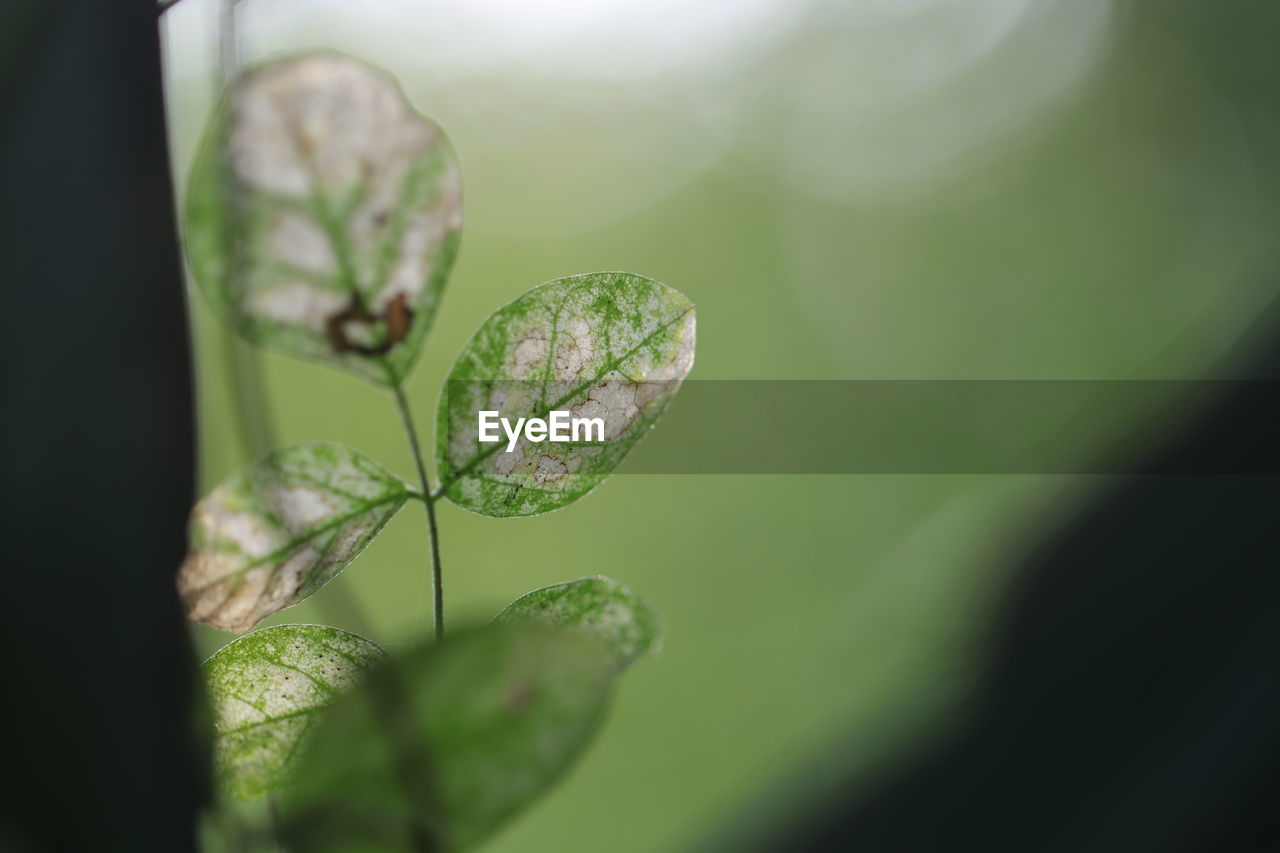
[[223, 334, 275, 460], [212, 0, 275, 462], [392, 381, 445, 642], [267, 794, 285, 852], [215, 0, 274, 461]]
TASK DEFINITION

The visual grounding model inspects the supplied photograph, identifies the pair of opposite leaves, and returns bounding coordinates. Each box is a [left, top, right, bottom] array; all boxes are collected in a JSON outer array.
[[180, 53, 695, 636]]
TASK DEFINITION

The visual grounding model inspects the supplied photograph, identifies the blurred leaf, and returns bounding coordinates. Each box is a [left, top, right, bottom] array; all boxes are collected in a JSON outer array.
[[178, 442, 409, 633], [436, 272, 695, 517], [281, 624, 614, 851], [495, 576, 661, 672], [185, 53, 462, 385], [204, 624, 387, 801]]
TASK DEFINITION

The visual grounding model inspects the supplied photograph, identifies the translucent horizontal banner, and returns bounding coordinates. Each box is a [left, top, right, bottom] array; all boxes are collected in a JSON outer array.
[[440, 380, 1280, 475]]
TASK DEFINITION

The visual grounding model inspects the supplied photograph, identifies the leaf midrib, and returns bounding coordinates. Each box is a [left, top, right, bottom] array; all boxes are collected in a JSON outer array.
[[443, 305, 693, 492], [186, 489, 406, 596]]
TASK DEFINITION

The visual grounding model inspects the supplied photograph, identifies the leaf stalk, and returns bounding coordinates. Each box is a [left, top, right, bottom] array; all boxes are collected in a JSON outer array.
[[392, 381, 445, 642]]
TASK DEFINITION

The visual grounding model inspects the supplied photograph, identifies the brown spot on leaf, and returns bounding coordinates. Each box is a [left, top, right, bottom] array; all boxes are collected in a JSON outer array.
[[325, 294, 372, 354], [325, 292, 414, 356], [385, 292, 414, 345]]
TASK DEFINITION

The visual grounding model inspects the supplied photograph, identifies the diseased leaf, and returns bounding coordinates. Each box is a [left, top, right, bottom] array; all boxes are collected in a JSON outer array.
[[495, 576, 661, 672], [185, 53, 463, 385], [178, 442, 409, 633], [204, 624, 387, 801], [436, 272, 695, 517], [280, 625, 613, 851]]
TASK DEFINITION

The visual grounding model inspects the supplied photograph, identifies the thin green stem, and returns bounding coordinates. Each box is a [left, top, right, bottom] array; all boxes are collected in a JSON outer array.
[[223, 333, 275, 460], [213, 0, 274, 462], [392, 382, 445, 642], [267, 793, 285, 852]]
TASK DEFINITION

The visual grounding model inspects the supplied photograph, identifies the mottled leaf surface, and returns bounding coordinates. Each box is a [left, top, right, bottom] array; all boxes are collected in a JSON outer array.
[[178, 443, 408, 633], [205, 624, 387, 800], [495, 576, 661, 672], [281, 625, 613, 851], [186, 53, 463, 384], [437, 272, 695, 516]]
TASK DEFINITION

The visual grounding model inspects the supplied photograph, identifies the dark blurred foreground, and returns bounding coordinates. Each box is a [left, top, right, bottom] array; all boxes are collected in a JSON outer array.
[[744, 296, 1280, 853], [0, 1, 204, 850], [2, 1, 1279, 852]]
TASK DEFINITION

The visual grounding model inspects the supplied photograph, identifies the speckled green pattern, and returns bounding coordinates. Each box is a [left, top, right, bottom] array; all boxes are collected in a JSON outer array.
[[280, 625, 613, 851], [436, 272, 695, 517], [204, 624, 387, 801], [185, 53, 463, 385], [177, 442, 409, 633], [495, 576, 660, 672]]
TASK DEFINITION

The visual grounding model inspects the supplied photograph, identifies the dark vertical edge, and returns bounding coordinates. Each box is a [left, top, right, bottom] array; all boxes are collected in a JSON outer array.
[[0, 1, 208, 850]]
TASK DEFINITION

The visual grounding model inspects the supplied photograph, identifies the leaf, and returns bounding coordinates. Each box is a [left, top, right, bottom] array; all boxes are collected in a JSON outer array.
[[436, 271, 695, 517], [495, 576, 661, 672], [185, 53, 463, 385], [178, 442, 409, 633], [204, 624, 387, 801], [280, 625, 614, 851]]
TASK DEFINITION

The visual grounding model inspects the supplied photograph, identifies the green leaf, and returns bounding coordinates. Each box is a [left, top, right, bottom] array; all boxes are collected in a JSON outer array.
[[280, 624, 613, 851], [185, 53, 463, 385], [178, 442, 409, 633], [204, 624, 387, 801], [495, 576, 661, 672], [436, 271, 695, 517]]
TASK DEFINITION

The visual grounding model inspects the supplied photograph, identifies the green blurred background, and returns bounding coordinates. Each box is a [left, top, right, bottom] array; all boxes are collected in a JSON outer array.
[[161, 1, 1280, 850]]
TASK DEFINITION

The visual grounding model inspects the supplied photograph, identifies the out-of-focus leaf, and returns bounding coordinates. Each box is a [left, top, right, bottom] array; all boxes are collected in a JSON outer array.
[[178, 442, 408, 633], [495, 576, 661, 672], [204, 624, 387, 801], [280, 625, 614, 851], [185, 53, 463, 385], [436, 272, 695, 517]]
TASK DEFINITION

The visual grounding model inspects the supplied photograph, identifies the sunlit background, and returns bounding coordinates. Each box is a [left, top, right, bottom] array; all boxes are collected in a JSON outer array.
[[161, 0, 1280, 849]]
